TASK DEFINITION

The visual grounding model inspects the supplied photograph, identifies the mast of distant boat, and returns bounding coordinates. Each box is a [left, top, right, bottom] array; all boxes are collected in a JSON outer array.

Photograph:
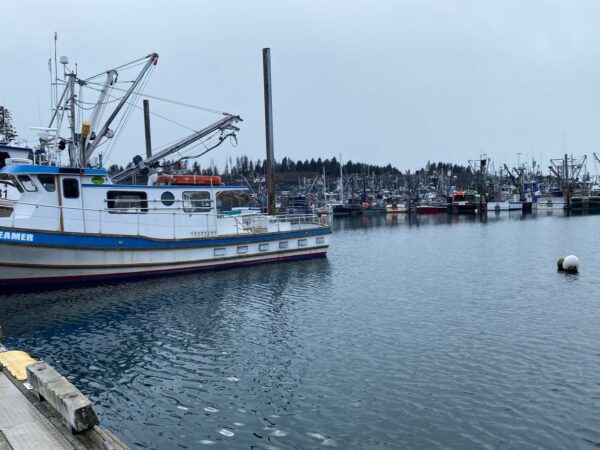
[[339, 153, 344, 204]]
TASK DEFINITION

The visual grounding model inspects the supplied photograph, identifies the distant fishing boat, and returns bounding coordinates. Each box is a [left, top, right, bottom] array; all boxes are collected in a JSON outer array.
[[361, 201, 387, 215], [287, 195, 312, 215], [448, 190, 485, 214], [384, 195, 408, 214], [570, 196, 600, 211], [332, 202, 362, 216], [536, 197, 565, 210]]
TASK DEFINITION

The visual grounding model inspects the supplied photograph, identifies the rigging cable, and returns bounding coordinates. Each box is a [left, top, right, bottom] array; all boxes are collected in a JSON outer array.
[[82, 56, 150, 82], [103, 64, 155, 162], [83, 84, 198, 132], [85, 82, 226, 115]]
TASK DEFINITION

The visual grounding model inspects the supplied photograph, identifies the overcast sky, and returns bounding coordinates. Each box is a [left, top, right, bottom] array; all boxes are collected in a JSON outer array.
[[3, 0, 600, 172]]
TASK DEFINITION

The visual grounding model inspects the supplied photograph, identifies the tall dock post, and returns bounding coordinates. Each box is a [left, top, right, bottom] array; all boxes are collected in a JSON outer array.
[[143, 99, 152, 158], [262, 48, 276, 216]]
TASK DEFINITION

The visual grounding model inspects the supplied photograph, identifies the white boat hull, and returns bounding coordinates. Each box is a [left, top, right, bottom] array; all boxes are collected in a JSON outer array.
[[0, 227, 330, 289], [487, 201, 526, 212], [536, 199, 565, 210], [386, 204, 409, 214]]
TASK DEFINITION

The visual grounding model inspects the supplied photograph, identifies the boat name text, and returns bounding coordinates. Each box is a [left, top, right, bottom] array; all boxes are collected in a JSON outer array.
[[0, 232, 34, 242]]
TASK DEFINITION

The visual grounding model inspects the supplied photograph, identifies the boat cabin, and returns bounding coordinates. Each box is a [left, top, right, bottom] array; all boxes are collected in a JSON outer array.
[[0, 165, 253, 238]]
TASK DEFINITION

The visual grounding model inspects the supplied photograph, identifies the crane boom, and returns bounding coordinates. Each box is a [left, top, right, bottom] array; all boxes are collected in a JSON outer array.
[[111, 114, 242, 183]]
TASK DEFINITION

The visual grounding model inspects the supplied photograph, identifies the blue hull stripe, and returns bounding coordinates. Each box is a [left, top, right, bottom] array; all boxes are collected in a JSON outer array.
[[0, 227, 331, 250]]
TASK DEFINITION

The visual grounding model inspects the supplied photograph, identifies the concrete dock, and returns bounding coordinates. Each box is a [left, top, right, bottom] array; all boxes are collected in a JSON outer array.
[[0, 345, 128, 450]]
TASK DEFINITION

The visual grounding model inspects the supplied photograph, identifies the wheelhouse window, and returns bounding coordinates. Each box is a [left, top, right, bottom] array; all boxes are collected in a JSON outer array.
[[17, 175, 38, 192], [0, 174, 22, 193], [183, 191, 211, 213], [107, 191, 148, 214], [62, 178, 79, 198], [38, 175, 56, 192]]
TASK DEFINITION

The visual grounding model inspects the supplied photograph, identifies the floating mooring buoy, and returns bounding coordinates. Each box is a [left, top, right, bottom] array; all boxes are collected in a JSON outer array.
[[562, 255, 580, 274]]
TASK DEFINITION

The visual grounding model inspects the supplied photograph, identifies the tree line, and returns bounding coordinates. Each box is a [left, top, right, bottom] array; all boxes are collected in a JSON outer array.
[[108, 155, 473, 184]]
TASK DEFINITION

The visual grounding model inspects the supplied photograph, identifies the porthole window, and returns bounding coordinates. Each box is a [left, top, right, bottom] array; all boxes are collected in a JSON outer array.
[[161, 191, 175, 207]]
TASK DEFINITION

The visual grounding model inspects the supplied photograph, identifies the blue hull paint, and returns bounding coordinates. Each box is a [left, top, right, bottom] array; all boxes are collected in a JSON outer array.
[[0, 226, 331, 250], [0, 252, 328, 294]]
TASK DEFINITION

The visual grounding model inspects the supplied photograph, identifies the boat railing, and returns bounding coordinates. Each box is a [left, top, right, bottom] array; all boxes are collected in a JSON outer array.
[[4, 200, 326, 238]]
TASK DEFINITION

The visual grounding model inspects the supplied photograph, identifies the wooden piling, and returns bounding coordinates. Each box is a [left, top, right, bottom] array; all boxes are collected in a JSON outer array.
[[262, 48, 276, 215]]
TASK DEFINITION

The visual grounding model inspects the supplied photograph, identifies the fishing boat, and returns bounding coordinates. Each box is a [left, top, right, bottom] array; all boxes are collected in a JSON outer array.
[[570, 195, 600, 212], [386, 199, 408, 214], [361, 201, 387, 215], [287, 195, 313, 215], [332, 201, 362, 216], [415, 193, 448, 214], [448, 190, 485, 214], [0, 53, 330, 290], [536, 197, 566, 210]]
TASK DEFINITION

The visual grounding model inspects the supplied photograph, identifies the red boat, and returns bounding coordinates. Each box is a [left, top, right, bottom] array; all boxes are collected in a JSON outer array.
[[415, 205, 448, 214]]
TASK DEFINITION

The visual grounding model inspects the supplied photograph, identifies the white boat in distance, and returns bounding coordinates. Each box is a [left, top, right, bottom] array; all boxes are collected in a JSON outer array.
[[0, 52, 330, 290]]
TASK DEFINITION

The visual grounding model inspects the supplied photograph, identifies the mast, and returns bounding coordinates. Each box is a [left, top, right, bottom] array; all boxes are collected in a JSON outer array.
[[66, 73, 78, 167], [82, 69, 119, 162], [84, 53, 158, 165], [322, 166, 326, 205], [339, 153, 344, 204]]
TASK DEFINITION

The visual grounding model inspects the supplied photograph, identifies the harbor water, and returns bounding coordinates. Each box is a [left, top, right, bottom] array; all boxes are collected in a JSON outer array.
[[1, 211, 600, 449]]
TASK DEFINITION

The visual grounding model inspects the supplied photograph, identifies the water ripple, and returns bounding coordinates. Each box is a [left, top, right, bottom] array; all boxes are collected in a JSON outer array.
[[1, 213, 600, 448]]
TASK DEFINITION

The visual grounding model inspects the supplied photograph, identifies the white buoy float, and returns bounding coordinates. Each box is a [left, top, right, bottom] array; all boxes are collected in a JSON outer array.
[[562, 255, 580, 274]]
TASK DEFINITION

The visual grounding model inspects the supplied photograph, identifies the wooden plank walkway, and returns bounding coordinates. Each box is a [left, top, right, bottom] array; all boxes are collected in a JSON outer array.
[[0, 345, 129, 450], [0, 371, 72, 450]]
